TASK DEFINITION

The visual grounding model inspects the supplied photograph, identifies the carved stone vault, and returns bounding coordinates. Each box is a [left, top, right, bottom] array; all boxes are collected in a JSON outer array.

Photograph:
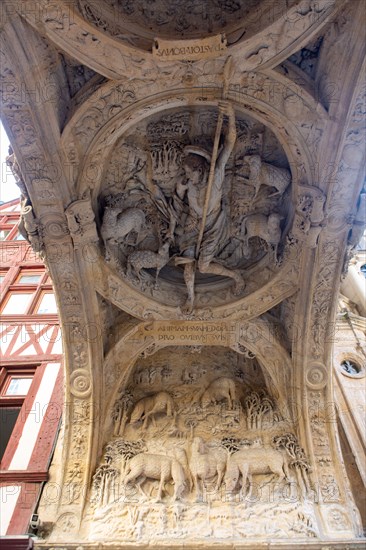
[[1, 0, 365, 547]]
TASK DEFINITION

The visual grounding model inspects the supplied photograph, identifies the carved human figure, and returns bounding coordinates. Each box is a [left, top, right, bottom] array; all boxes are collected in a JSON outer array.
[[174, 101, 245, 313]]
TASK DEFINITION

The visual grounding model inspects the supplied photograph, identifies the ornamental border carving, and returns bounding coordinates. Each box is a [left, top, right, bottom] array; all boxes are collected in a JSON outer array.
[[16, 0, 341, 77]]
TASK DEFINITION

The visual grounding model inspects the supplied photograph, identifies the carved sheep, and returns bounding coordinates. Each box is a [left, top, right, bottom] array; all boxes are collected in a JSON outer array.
[[101, 206, 146, 253], [200, 377, 236, 409], [127, 242, 170, 285], [129, 391, 175, 429], [189, 437, 227, 502], [224, 447, 290, 499], [123, 452, 186, 501], [241, 213, 282, 258], [243, 154, 291, 199]]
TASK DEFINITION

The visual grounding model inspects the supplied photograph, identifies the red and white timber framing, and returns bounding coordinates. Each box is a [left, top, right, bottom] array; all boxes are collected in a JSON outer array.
[[0, 199, 63, 538]]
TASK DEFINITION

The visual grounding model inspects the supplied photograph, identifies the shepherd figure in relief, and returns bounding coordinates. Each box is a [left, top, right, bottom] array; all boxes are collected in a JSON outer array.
[[173, 101, 244, 313]]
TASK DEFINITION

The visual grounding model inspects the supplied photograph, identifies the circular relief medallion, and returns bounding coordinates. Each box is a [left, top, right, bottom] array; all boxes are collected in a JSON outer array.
[[70, 369, 92, 398], [97, 105, 292, 315], [55, 512, 78, 535], [306, 364, 327, 389], [41, 213, 69, 239]]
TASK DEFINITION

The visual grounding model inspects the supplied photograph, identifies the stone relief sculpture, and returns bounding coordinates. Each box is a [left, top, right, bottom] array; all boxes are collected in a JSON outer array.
[[240, 213, 282, 259], [189, 436, 227, 502], [19, 202, 43, 253], [92, 464, 119, 507], [224, 446, 291, 500], [123, 452, 186, 502], [65, 195, 99, 247], [127, 241, 171, 287], [88, 348, 317, 542], [4, 0, 365, 543], [99, 105, 292, 311], [195, 376, 236, 409], [101, 206, 147, 256], [129, 390, 176, 429], [290, 186, 326, 249], [244, 391, 274, 430], [172, 102, 245, 312], [273, 433, 312, 498], [112, 391, 133, 436], [79, 0, 260, 42], [347, 191, 366, 249], [241, 154, 291, 200]]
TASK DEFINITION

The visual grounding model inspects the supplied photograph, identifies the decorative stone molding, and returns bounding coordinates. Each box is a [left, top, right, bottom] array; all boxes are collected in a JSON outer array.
[[1, 0, 365, 544]]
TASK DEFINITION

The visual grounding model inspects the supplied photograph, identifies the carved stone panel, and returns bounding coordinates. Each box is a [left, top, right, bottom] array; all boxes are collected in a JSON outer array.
[[83, 346, 318, 543], [97, 105, 293, 314]]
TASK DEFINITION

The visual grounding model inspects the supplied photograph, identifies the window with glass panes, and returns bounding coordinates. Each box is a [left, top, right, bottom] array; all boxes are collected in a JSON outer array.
[[0, 269, 57, 316], [0, 365, 36, 464]]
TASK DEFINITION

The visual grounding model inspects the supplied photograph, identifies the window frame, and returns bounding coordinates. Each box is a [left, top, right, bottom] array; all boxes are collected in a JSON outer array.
[[0, 213, 22, 241], [34, 291, 58, 315], [0, 365, 36, 407], [0, 290, 35, 315], [0, 364, 39, 468], [15, 271, 43, 285], [0, 268, 56, 316]]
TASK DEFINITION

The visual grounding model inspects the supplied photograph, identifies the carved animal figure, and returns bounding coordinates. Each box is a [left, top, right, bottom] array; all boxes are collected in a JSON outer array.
[[243, 154, 291, 199], [127, 242, 170, 285], [101, 207, 146, 252], [189, 436, 227, 501], [241, 213, 282, 258], [224, 447, 290, 499], [123, 452, 186, 501], [195, 377, 236, 409], [130, 391, 175, 429]]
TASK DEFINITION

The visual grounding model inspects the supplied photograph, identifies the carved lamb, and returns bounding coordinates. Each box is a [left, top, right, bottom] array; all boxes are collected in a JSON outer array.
[[129, 391, 175, 429], [127, 242, 170, 286], [123, 452, 186, 502], [241, 213, 282, 258], [243, 154, 291, 199], [101, 206, 146, 253]]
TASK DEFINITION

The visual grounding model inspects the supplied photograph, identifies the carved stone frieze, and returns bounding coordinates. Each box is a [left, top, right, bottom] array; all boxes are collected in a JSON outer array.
[[83, 346, 318, 543], [17, 0, 341, 78]]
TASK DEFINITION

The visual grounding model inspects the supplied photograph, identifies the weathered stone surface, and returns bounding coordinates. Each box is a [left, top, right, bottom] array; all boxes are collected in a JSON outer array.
[[1, 0, 365, 546]]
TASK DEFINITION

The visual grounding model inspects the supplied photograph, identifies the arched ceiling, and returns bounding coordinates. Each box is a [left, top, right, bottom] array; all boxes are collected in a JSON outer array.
[[1, 0, 365, 543]]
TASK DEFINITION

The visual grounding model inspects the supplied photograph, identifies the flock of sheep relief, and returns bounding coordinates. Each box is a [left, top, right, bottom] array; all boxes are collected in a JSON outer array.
[[88, 349, 315, 541]]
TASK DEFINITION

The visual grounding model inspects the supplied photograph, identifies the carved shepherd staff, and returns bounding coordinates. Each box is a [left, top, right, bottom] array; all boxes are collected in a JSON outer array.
[[195, 56, 234, 259]]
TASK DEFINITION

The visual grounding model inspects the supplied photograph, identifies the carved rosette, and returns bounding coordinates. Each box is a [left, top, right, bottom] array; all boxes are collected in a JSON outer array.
[[306, 363, 328, 390], [70, 369, 92, 398]]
